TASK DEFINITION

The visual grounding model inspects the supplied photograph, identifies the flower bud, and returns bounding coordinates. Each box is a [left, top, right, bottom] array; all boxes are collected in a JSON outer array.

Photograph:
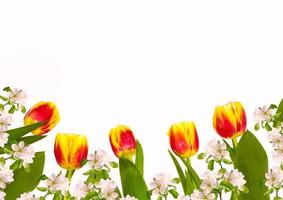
[[109, 125, 137, 159], [54, 133, 88, 170], [24, 102, 60, 135], [168, 121, 199, 158], [213, 101, 247, 138]]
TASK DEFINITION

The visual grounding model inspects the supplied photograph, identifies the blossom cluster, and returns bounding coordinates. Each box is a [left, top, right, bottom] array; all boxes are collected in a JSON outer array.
[[0, 87, 38, 199], [5, 87, 283, 200], [254, 104, 283, 199]]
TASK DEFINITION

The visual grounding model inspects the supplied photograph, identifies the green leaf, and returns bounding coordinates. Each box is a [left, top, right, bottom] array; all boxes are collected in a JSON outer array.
[[254, 123, 260, 131], [172, 177, 181, 184], [119, 158, 149, 200], [223, 158, 233, 164], [168, 189, 178, 198], [5, 152, 45, 200], [264, 123, 272, 131], [197, 153, 205, 160], [37, 187, 48, 192], [0, 95, 8, 101], [110, 161, 118, 168], [8, 105, 16, 114], [276, 99, 283, 122], [17, 135, 47, 145], [220, 180, 235, 190], [223, 139, 235, 157], [7, 122, 44, 141], [168, 151, 189, 195], [208, 160, 214, 170], [21, 106, 26, 113], [135, 140, 144, 177], [80, 159, 88, 167], [269, 104, 277, 109], [233, 130, 269, 200], [86, 169, 109, 184], [3, 87, 11, 92], [185, 160, 201, 188], [0, 104, 4, 110]]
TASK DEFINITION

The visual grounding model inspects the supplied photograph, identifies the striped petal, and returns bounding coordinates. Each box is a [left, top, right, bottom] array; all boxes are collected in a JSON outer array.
[[24, 102, 60, 135], [109, 125, 137, 159], [54, 133, 88, 170], [168, 121, 199, 158], [213, 101, 247, 138]]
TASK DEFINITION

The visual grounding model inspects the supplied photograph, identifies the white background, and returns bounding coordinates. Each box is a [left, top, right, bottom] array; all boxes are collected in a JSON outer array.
[[0, 0, 283, 197]]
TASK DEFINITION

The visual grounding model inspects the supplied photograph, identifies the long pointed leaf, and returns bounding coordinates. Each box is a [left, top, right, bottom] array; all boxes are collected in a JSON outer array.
[[119, 158, 149, 200], [5, 152, 45, 200], [276, 99, 283, 121], [169, 150, 192, 195], [17, 135, 47, 145], [135, 140, 144, 177], [233, 130, 269, 200], [7, 122, 44, 141]]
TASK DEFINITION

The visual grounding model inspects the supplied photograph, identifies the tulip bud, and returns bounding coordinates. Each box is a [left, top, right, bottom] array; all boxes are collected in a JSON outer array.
[[24, 101, 60, 135], [213, 101, 247, 139], [54, 133, 88, 170], [109, 125, 137, 159], [168, 121, 199, 158]]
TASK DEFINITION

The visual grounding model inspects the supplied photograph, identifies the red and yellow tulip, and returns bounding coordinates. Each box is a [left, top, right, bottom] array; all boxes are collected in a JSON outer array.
[[168, 121, 199, 158], [109, 125, 137, 159], [213, 101, 247, 139], [24, 101, 60, 135], [54, 133, 88, 170]]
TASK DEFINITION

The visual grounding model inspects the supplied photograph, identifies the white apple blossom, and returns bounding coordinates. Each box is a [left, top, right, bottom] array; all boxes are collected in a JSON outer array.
[[254, 105, 274, 123], [0, 132, 8, 148], [0, 111, 12, 132], [120, 195, 138, 200], [190, 189, 215, 200], [265, 167, 283, 188], [0, 191, 5, 200], [96, 179, 118, 200], [12, 141, 35, 168], [224, 169, 246, 191], [178, 194, 190, 200], [16, 192, 38, 200], [150, 173, 172, 195], [88, 149, 110, 170], [268, 129, 283, 149], [272, 147, 283, 162], [0, 165, 14, 189], [7, 88, 27, 107], [44, 173, 69, 194], [267, 129, 283, 162], [204, 140, 229, 161], [72, 181, 94, 200], [200, 170, 218, 193]]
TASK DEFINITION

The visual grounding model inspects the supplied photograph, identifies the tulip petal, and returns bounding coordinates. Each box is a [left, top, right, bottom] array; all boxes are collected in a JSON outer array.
[[24, 102, 60, 135], [168, 121, 199, 158], [109, 125, 137, 159], [213, 101, 247, 138], [54, 133, 88, 170]]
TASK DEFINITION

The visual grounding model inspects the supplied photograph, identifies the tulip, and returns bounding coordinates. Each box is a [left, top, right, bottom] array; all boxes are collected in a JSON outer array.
[[54, 133, 88, 170], [24, 101, 60, 135], [109, 125, 137, 159], [213, 101, 247, 139], [168, 121, 199, 158]]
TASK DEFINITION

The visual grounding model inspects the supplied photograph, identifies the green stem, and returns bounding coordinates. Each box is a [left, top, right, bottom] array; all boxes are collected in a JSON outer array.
[[276, 188, 279, 197], [232, 137, 238, 148], [66, 169, 75, 183], [63, 169, 75, 200], [218, 161, 224, 169], [186, 158, 191, 166], [185, 157, 201, 187]]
